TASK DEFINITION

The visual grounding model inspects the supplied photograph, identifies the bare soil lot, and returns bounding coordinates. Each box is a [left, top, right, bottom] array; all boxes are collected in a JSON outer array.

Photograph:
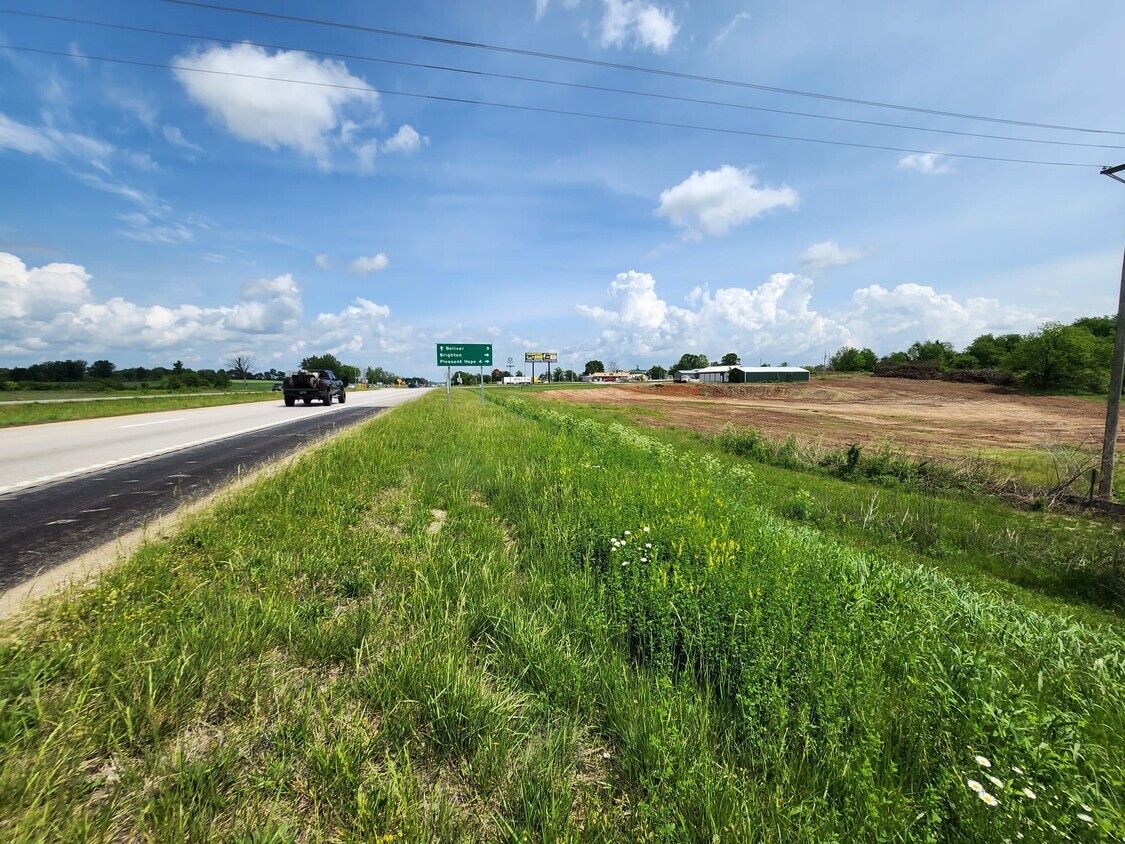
[[541, 377, 1117, 458]]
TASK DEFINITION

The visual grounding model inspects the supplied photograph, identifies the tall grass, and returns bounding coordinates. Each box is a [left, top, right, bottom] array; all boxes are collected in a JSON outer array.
[[0, 391, 1121, 841]]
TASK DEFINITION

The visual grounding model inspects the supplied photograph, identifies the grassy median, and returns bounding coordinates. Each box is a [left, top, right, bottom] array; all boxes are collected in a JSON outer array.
[[0, 391, 1121, 841]]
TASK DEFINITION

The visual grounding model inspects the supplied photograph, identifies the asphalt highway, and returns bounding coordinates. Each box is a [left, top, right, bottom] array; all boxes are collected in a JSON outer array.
[[0, 388, 429, 591]]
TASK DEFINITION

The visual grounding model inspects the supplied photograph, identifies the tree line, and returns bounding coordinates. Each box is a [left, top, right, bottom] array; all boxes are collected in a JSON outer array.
[[827, 314, 1120, 392]]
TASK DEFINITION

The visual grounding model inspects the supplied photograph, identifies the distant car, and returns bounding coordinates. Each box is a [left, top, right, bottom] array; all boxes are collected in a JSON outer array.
[[271, 383, 283, 391], [407, 382, 420, 388]]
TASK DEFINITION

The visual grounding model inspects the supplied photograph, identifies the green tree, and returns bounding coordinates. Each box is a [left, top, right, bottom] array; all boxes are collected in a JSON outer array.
[[829, 347, 877, 372], [671, 353, 710, 373], [1071, 314, 1116, 339], [88, 359, 116, 380], [647, 364, 668, 380], [964, 333, 1023, 369], [365, 366, 397, 384], [583, 360, 605, 376], [907, 340, 955, 367], [720, 352, 740, 366], [1006, 322, 1110, 390], [301, 353, 344, 372]]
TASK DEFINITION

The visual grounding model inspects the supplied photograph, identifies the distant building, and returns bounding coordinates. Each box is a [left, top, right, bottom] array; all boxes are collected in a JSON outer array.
[[580, 370, 648, 383], [676, 365, 810, 383]]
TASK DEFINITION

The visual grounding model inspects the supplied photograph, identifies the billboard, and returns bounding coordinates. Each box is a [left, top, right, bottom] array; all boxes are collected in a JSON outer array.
[[524, 352, 558, 363]]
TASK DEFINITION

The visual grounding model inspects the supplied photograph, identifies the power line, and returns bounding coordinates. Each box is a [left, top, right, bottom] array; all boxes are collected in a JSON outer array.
[[0, 43, 1102, 169], [154, 0, 1125, 137], [4, 8, 1123, 152]]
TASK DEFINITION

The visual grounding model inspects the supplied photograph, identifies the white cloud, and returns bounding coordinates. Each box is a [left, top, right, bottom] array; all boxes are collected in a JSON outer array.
[[535, 0, 550, 21], [172, 43, 381, 167], [0, 252, 304, 357], [315, 254, 333, 269], [0, 112, 113, 164], [575, 269, 1044, 363], [0, 252, 428, 366], [382, 124, 427, 154], [657, 165, 799, 239], [600, 0, 679, 53], [348, 253, 390, 275], [843, 283, 1040, 349], [163, 124, 203, 152], [898, 153, 955, 175], [712, 12, 752, 45], [799, 241, 867, 271]]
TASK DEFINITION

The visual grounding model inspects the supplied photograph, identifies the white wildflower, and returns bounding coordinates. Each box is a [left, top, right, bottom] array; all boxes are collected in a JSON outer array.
[[967, 779, 984, 793], [988, 775, 1004, 789], [1078, 813, 1093, 824], [1011, 766, 1024, 775], [1021, 788, 1036, 800], [624, 530, 631, 536], [979, 791, 998, 806], [975, 755, 991, 768], [643, 526, 650, 532]]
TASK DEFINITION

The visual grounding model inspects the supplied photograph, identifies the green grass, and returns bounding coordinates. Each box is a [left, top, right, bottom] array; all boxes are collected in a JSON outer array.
[[0, 391, 1122, 841], [0, 391, 280, 427]]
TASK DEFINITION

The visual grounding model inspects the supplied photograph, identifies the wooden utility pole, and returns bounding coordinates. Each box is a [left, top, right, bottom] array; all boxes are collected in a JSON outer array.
[[1098, 164, 1125, 499]]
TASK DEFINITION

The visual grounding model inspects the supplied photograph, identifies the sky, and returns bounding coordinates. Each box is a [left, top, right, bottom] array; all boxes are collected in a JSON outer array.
[[1, 0, 1124, 378]]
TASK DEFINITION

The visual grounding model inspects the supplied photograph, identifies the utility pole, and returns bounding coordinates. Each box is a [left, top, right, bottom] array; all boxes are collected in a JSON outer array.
[[1098, 164, 1125, 499]]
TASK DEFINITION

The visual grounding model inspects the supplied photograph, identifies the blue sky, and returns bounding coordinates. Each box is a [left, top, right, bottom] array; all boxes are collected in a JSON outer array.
[[1, 0, 1123, 377]]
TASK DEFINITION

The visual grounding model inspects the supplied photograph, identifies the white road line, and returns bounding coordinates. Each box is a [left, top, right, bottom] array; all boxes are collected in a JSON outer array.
[[117, 417, 187, 429]]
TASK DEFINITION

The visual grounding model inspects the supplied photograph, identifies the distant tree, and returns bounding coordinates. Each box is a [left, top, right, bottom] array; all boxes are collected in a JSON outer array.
[[227, 354, 256, 383], [607, 360, 618, 374], [336, 365, 360, 386], [365, 366, 397, 384], [1005, 322, 1110, 390], [879, 352, 910, 367], [583, 360, 605, 376], [88, 359, 116, 380], [829, 347, 877, 372], [1071, 314, 1116, 338], [965, 333, 1023, 369], [516, 370, 524, 377], [671, 353, 709, 373], [648, 364, 668, 380], [721, 352, 740, 366], [906, 340, 955, 367], [301, 353, 345, 373]]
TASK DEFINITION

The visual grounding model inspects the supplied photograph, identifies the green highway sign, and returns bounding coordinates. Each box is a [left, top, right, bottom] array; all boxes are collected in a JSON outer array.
[[436, 343, 493, 367]]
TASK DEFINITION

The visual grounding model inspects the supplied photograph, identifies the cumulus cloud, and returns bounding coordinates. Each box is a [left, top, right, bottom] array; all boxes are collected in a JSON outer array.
[[844, 283, 1040, 347], [0, 252, 304, 359], [382, 124, 427, 154], [575, 269, 1043, 363], [799, 241, 867, 271], [898, 152, 955, 175], [348, 253, 390, 275], [172, 43, 381, 168], [315, 254, 333, 269], [657, 165, 799, 239], [600, 0, 679, 52]]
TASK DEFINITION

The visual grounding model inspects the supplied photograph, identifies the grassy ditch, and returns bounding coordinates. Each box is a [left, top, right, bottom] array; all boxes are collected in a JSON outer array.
[[532, 397, 1125, 623], [0, 391, 281, 428], [1, 392, 1123, 841]]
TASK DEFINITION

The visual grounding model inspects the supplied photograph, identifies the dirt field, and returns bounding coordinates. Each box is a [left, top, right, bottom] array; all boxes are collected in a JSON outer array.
[[541, 377, 1119, 459]]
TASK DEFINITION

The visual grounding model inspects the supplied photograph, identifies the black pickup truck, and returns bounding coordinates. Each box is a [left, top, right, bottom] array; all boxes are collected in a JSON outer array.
[[282, 369, 346, 406]]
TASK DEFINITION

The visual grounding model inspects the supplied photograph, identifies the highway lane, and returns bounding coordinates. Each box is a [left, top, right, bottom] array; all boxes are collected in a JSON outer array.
[[0, 387, 429, 496], [0, 388, 432, 592]]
